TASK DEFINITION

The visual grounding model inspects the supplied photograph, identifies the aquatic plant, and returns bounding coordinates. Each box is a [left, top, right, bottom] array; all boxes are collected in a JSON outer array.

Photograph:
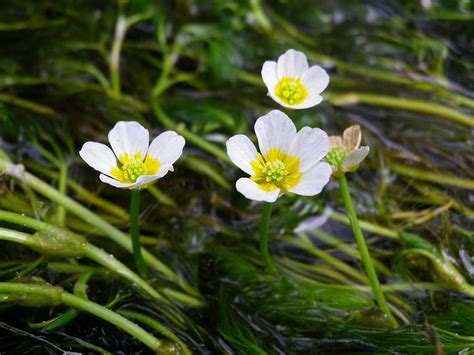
[[0, 0, 472, 353]]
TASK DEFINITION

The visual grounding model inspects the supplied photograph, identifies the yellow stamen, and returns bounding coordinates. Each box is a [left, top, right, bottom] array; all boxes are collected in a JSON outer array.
[[274, 77, 308, 106], [111, 151, 160, 183], [250, 148, 301, 192]]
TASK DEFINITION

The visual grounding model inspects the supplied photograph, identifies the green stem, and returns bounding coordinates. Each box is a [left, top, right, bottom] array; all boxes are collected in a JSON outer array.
[[259, 202, 276, 272], [110, 15, 127, 97], [130, 190, 147, 277], [0, 93, 57, 116], [0, 227, 31, 245], [391, 163, 474, 190], [0, 159, 198, 296], [82, 243, 165, 303], [328, 92, 474, 127], [56, 162, 67, 226], [118, 310, 191, 355], [0, 282, 163, 350], [337, 174, 397, 327], [60, 293, 162, 350], [0, 211, 202, 306]]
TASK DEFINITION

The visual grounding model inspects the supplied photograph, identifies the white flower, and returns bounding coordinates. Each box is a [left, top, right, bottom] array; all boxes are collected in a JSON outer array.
[[261, 49, 329, 109], [226, 110, 332, 203], [327, 125, 370, 174], [79, 121, 185, 189]]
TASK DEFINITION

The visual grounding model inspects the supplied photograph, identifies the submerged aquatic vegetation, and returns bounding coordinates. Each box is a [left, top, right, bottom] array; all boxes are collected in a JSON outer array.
[[0, 0, 472, 353]]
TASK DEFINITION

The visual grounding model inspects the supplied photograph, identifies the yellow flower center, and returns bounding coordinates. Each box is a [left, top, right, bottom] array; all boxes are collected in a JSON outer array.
[[251, 148, 301, 192], [111, 152, 160, 183], [274, 77, 308, 106]]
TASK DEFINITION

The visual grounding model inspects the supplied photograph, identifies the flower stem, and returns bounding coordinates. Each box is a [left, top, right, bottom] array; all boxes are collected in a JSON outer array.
[[259, 202, 276, 272], [337, 174, 397, 327], [130, 189, 147, 277]]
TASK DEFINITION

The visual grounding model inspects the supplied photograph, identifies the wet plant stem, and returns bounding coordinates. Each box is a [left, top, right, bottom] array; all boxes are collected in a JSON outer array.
[[0, 158, 199, 296], [259, 202, 276, 272], [56, 162, 67, 226], [337, 174, 398, 328], [130, 190, 147, 278], [0, 282, 163, 351], [110, 15, 127, 97]]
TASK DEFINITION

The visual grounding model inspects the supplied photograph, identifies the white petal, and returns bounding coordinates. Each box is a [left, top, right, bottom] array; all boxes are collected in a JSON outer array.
[[266, 91, 303, 109], [290, 93, 323, 109], [343, 146, 369, 170], [133, 174, 162, 187], [277, 49, 308, 78], [261, 61, 278, 94], [108, 121, 149, 163], [289, 127, 329, 172], [301, 65, 330, 95], [79, 142, 117, 176], [99, 173, 161, 190], [235, 178, 280, 203], [226, 135, 258, 176], [288, 162, 331, 196], [147, 131, 185, 167], [99, 174, 133, 189], [255, 110, 296, 156]]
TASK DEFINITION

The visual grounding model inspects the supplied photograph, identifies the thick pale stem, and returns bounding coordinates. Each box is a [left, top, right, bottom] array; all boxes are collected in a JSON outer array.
[[110, 15, 127, 97], [0, 282, 163, 351], [130, 190, 147, 277], [259, 202, 276, 272], [0, 210, 202, 307], [0, 158, 199, 296], [337, 174, 398, 327], [0, 227, 31, 245], [56, 163, 67, 226], [82, 243, 164, 303]]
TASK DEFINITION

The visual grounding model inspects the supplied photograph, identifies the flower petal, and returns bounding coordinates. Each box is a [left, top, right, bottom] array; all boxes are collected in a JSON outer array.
[[236, 178, 280, 202], [277, 49, 308, 78], [108, 121, 149, 163], [134, 174, 162, 187], [266, 91, 305, 109], [226, 135, 258, 176], [289, 92, 323, 109], [79, 142, 117, 176], [147, 131, 185, 168], [99, 173, 161, 190], [343, 125, 362, 150], [288, 162, 331, 196], [255, 110, 297, 156], [343, 146, 369, 171], [289, 127, 329, 172], [301, 65, 329, 95], [329, 136, 344, 148], [99, 174, 133, 189], [261, 61, 278, 94]]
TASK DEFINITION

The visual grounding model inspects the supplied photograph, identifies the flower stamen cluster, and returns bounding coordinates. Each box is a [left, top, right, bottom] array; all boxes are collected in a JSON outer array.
[[263, 160, 288, 184], [275, 77, 308, 106]]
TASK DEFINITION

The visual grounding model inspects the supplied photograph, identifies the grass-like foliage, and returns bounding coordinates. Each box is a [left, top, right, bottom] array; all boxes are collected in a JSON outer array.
[[0, 0, 472, 352]]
